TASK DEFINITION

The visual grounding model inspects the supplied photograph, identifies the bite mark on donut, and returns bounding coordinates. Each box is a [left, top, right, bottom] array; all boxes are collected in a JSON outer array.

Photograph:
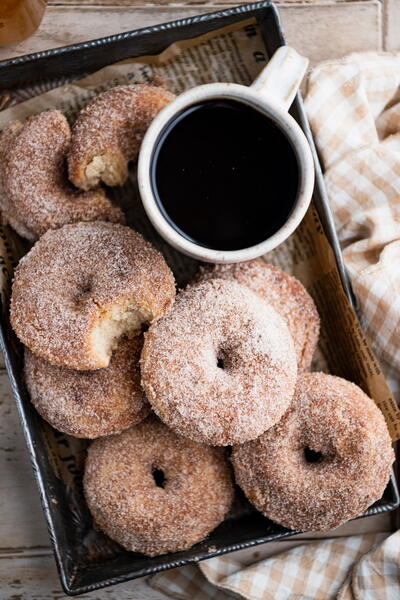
[[68, 84, 176, 190], [91, 299, 152, 367], [84, 150, 126, 189], [1, 110, 125, 241]]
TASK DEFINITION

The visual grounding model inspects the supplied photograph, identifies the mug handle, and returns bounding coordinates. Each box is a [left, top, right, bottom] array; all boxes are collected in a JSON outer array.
[[251, 46, 309, 112]]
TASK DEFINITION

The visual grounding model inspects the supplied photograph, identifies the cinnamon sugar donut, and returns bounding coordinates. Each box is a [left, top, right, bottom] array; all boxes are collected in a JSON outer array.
[[68, 84, 175, 190], [141, 279, 297, 446], [232, 373, 394, 531], [0, 111, 123, 241], [11, 222, 175, 370], [83, 416, 234, 556], [24, 336, 150, 439], [0, 121, 35, 240], [195, 259, 320, 371]]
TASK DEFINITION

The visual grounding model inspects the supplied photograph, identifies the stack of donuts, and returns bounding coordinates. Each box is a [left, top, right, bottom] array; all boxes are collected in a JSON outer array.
[[2, 83, 394, 558]]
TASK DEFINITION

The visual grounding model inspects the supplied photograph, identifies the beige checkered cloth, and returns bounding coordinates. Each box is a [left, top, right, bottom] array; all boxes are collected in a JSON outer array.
[[150, 532, 400, 599], [149, 52, 400, 600], [306, 52, 400, 394]]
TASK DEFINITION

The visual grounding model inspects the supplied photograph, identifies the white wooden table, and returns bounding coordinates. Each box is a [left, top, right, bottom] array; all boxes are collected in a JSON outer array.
[[0, 1, 398, 597], [2, 0, 400, 64]]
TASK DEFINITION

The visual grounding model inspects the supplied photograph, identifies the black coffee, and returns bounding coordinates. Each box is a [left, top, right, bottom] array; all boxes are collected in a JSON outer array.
[[151, 99, 299, 251]]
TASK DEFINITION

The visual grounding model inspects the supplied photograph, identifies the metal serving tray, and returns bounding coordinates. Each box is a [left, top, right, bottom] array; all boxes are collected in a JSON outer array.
[[0, 2, 398, 595]]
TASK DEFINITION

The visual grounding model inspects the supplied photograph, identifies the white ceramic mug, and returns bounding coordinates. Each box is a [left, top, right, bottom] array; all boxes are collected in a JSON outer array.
[[138, 46, 315, 263]]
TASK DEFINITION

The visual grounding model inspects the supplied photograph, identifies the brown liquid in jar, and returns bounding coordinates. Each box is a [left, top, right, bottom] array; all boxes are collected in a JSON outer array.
[[0, 0, 46, 46]]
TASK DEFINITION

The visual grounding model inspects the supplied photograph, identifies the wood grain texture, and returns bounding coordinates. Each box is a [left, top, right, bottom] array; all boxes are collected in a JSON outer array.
[[383, 0, 400, 50], [0, 552, 169, 600], [0, 372, 49, 550], [0, 2, 381, 62], [280, 0, 382, 62], [46, 0, 362, 5]]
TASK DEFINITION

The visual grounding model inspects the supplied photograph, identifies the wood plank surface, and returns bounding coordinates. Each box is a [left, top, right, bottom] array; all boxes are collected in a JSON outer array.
[[46, 0, 368, 5], [383, 0, 400, 51], [0, 552, 169, 600], [0, 376, 48, 550], [0, 2, 381, 63]]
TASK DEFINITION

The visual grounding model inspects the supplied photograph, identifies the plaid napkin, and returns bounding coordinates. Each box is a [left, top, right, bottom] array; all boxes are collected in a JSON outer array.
[[149, 52, 400, 600], [150, 533, 396, 599], [306, 52, 400, 395]]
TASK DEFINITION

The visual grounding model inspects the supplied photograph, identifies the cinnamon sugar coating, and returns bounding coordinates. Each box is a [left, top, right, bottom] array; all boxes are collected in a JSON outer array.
[[83, 416, 234, 556], [0, 111, 123, 241], [141, 279, 297, 446], [68, 84, 175, 190], [232, 372, 394, 531], [0, 120, 35, 240], [24, 336, 150, 439], [195, 259, 320, 371], [10, 222, 176, 370]]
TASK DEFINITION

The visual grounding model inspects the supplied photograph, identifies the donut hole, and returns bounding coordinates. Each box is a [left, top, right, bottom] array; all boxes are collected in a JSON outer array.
[[152, 467, 167, 488], [74, 279, 93, 303], [217, 357, 225, 370], [91, 299, 152, 367], [304, 447, 323, 464], [216, 349, 229, 371]]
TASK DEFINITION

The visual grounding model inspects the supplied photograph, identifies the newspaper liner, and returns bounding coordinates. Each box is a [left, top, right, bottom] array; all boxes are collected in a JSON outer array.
[[0, 20, 399, 507]]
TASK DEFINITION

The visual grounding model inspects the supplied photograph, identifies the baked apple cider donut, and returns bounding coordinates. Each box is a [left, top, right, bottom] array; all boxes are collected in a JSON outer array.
[[232, 373, 394, 531], [195, 259, 320, 371], [24, 336, 150, 438], [83, 416, 234, 556], [0, 120, 36, 240], [68, 84, 175, 190], [141, 279, 297, 446], [11, 222, 175, 370], [0, 111, 123, 241]]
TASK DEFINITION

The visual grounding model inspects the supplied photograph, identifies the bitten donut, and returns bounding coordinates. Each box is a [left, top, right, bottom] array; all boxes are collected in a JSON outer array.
[[195, 259, 320, 371], [141, 279, 297, 446], [84, 416, 234, 556], [68, 84, 175, 190], [24, 336, 150, 438], [232, 373, 394, 531], [0, 111, 123, 241], [11, 222, 175, 370]]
